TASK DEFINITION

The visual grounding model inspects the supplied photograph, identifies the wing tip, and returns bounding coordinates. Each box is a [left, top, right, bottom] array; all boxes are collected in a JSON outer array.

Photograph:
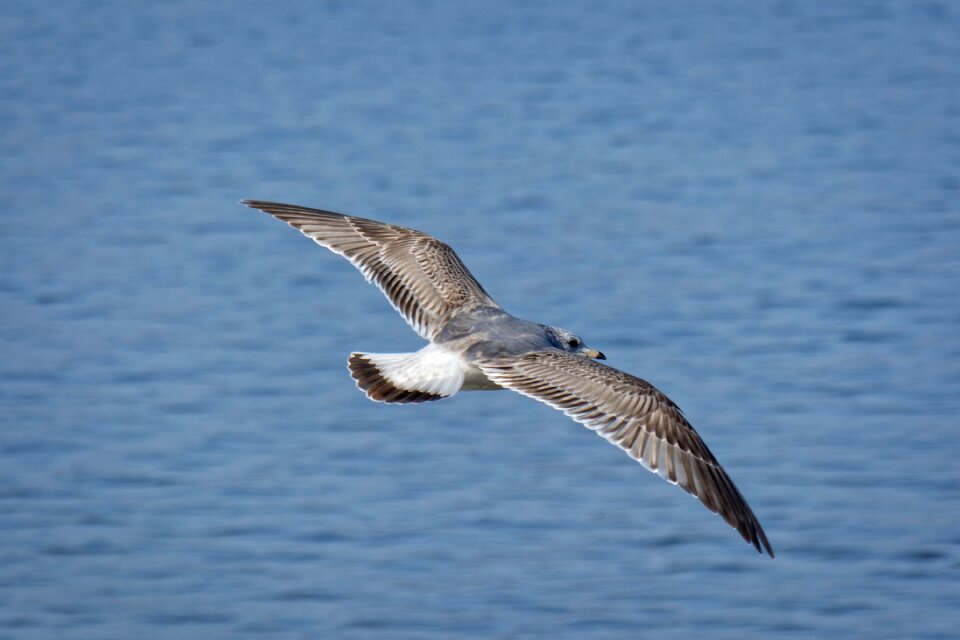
[[733, 506, 774, 557], [241, 199, 285, 218], [241, 200, 359, 233], [241, 199, 287, 214], [753, 524, 775, 558]]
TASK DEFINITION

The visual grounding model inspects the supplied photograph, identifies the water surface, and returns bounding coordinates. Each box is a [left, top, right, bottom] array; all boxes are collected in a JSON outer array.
[[1, 2, 958, 638]]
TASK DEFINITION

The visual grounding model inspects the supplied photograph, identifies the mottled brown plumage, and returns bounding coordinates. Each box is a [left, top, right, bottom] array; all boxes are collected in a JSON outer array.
[[242, 200, 498, 340], [480, 351, 771, 555]]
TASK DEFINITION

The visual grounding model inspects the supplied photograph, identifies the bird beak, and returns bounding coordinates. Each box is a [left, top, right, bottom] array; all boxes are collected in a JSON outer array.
[[583, 348, 606, 360]]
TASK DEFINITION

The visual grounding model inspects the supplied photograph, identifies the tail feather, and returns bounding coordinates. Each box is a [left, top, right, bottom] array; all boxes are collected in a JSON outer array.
[[348, 347, 464, 404]]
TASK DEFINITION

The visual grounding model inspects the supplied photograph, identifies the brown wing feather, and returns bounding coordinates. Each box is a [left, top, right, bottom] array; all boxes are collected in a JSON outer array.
[[243, 200, 500, 340], [480, 350, 773, 557]]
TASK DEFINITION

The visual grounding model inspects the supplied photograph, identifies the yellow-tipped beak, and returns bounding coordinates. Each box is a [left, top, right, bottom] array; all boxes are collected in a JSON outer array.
[[583, 348, 606, 360]]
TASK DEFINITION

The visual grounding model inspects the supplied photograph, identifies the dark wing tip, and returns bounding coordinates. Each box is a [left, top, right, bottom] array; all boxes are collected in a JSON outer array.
[[241, 199, 299, 214], [719, 478, 774, 558], [241, 199, 289, 217], [734, 506, 774, 557], [241, 200, 355, 228], [755, 524, 775, 558]]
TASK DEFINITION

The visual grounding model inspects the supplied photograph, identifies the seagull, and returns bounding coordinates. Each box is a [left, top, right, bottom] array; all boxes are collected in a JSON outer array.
[[243, 200, 774, 557]]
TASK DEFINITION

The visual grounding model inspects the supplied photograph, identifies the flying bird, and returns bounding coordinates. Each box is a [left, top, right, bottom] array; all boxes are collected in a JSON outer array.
[[243, 200, 773, 557]]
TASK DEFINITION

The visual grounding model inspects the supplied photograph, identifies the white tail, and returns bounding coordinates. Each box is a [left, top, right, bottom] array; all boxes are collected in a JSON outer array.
[[347, 345, 465, 404]]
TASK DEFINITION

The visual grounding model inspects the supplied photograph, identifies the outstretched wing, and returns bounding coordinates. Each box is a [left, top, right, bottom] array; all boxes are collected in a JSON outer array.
[[243, 200, 500, 340], [479, 350, 773, 556]]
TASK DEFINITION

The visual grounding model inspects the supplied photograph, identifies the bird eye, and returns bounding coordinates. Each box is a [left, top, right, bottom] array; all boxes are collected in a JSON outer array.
[[567, 337, 580, 348]]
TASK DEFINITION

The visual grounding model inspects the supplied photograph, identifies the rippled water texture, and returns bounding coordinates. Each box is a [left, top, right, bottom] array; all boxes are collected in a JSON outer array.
[[1, 2, 958, 638]]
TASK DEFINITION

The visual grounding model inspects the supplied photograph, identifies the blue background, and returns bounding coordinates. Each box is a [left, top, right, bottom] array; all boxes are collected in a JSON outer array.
[[1, 1, 958, 638]]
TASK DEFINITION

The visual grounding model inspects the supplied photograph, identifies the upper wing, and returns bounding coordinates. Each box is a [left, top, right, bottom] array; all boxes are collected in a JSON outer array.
[[479, 350, 773, 556], [243, 200, 500, 340]]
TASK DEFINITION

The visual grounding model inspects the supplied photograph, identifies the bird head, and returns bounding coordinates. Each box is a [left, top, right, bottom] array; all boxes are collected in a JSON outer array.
[[545, 326, 605, 360]]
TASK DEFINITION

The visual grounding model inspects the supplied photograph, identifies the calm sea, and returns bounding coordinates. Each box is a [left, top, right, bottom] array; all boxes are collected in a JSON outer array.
[[1, 1, 958, 638]]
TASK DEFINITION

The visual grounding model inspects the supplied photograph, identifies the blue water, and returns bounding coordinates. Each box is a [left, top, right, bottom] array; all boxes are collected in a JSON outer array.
[[2, 1, 959, 638]]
